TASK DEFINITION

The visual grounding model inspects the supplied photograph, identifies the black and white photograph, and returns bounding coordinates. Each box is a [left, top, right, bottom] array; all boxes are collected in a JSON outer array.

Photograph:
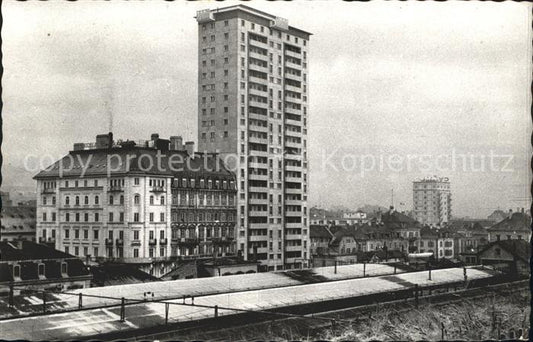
[[0, 1, 531, 340]]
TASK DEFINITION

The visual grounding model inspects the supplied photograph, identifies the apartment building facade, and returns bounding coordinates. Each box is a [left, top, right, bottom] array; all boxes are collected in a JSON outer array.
[[413, 176, 452, 226], [196, 5, 311, 271], [34, 133, 237, 277]]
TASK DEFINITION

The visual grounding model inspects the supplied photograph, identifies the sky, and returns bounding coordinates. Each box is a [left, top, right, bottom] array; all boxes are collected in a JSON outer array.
[[2, 1, 531, 218]]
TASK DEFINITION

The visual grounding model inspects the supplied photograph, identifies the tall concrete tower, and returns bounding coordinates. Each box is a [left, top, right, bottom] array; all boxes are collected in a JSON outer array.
[[413, 176, 452, 226], [196, 5, 311, 271]]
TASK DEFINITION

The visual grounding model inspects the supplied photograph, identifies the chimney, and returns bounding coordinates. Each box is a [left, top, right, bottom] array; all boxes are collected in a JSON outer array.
[[96, 134, 111, 149], [73, 143, 85, 151], [151, 133, 159, 142], [185, 141, 195, 156], [169, 136, 183, 151], [155, 139, 170, 152], [508, 209, 513, 219], [108, 132, 113, 147], [521, 207, 525, 214]]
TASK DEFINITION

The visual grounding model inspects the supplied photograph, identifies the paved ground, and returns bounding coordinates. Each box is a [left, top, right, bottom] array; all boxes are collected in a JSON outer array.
[[0, 263, 405, 318], [0, 267, 494, 340]]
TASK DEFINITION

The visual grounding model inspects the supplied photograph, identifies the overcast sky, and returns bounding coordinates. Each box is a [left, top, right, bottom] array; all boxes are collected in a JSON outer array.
[[2, 1, 531, 218]]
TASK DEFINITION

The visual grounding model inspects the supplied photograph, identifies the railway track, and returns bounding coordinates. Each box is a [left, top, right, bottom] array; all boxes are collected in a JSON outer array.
[[126, 278, 528, 341]]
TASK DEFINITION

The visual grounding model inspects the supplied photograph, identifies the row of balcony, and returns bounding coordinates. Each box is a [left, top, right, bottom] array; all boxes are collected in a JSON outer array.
[[49, 185, 166, 194], [99, 237, 235, 247]]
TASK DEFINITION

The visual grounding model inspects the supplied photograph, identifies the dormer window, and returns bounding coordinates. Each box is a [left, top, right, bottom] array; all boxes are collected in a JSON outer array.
[[61, 262, 68, 276], [13, 264, 21, 279], [38, 263, 46, 278]]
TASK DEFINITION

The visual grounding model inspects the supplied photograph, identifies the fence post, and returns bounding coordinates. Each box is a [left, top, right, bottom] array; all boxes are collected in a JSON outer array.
[[191, 296, 195, 305], [463, 266, 467, 283], [428, 266, 432, 281], [363, 263, 366, 277], [334, 260, 337, 274], [120, 297, 125, 322], [394, 265, 397, 274], [8, 285, 14, 308], [441, 322, 445, 340], [42, 291, 47, 313], [214, 305, 219, 318], [414, 284, 419, 309], [165, 303, 169, 324], [78, 293, 83, 309]]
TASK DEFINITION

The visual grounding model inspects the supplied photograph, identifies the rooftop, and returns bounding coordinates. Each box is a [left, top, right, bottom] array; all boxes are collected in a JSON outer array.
[[478, 239, 531, 263], [0, 241, 71, 261], [34, 133, 235, 180], [198, 4, 312, 37], [487, 212, 531, 232], [309, 225, 333, 239]]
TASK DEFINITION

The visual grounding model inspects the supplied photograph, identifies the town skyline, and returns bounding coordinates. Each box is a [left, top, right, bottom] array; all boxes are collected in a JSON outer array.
[[2, 1, 531, 218]]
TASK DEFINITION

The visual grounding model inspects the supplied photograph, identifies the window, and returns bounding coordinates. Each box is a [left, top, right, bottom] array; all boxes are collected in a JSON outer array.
[[65, 196, 70, 205], [150, 196, 154, 205], [149, 213, 154, 222], [94, 213, 99, 222], [134, 249, 139, 258], [61, 262, 68, 274], [134, 195, 140, 205], [109, 212, 114, 222], [75, 196, 80, 205], [134, 178, 140, 185], [161, 196, 165, 205], [84, 196, 89, 205], [160, 213, 165, 222], [109, 195, 114, 205], [13, 265, 21, 278], [134, 213, 139, 222], [36, 263, 45, 277], [95, 195, 99, 205], [94, 230, 99, 240]]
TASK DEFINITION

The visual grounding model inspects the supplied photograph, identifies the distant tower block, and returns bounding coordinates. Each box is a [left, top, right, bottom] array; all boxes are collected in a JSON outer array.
[[412, 176, 452, 226]]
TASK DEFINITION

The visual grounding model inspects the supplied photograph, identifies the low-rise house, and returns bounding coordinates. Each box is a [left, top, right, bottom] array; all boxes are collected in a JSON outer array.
[[453, 222, 489, 264], [418, 226, 460, 260], [329, 227, 359, 255], [381, 208, 421, 252], [436, 228, 456, 259], [309, 225, 333, 256], [487, 210, 530, 242], [342, 211, 368, 225], [362, 224, 408, 253], [418, 226, 439, 255], [310, 226, 359, 266], [0, 241, 92, 296], [477, 239, 530, 276], [487, 209, 508, 223]]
